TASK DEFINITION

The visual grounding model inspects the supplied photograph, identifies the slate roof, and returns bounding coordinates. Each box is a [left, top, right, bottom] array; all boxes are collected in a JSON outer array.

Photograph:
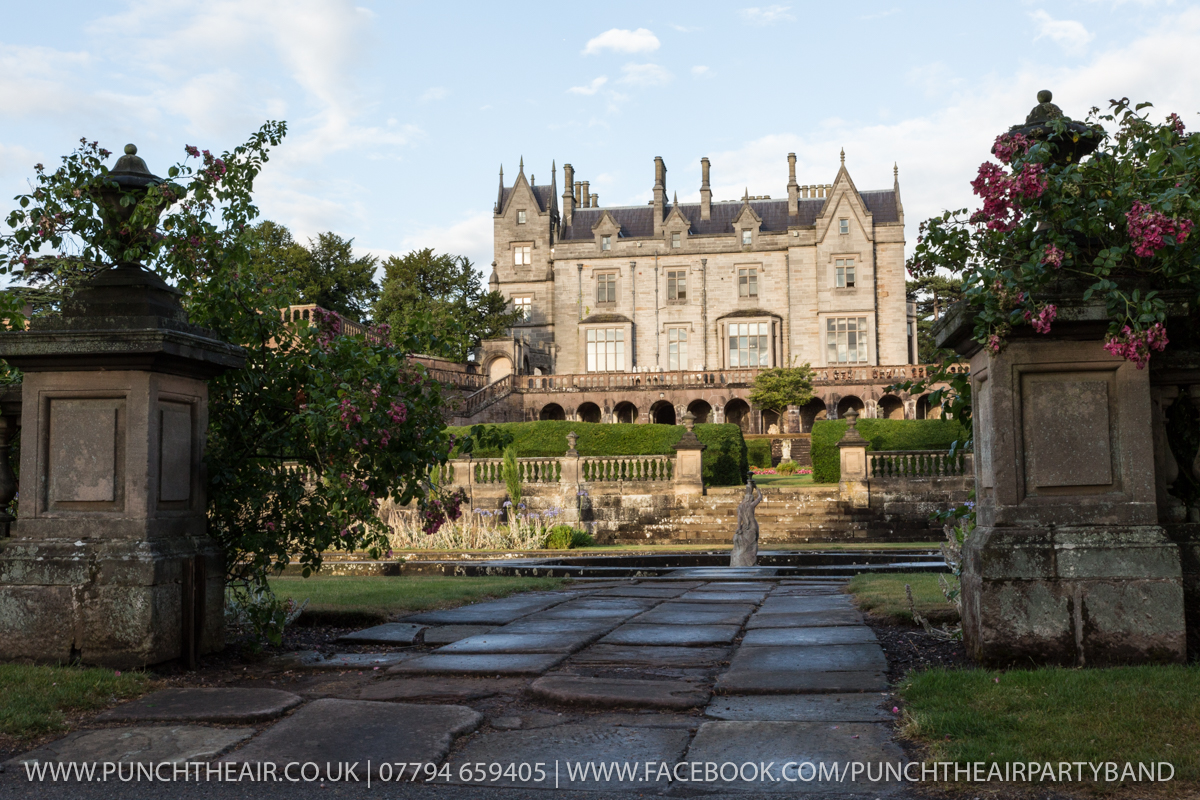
[[500, 184, 557, 214], [558, 190, 898, 241]]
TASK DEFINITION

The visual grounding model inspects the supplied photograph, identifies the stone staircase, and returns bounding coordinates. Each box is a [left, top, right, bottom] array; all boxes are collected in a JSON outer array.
[[609, 485, 903, 545]]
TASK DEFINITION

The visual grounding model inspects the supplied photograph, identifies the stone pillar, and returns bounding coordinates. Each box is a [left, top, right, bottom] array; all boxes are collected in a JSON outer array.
[[837, 409, 869, 508], [673, 412, 706, 496], [0, 147, 245, 668], [785, 404, 800, 434], [938, 313, 1185, 667], [558, 432, 582, 524]]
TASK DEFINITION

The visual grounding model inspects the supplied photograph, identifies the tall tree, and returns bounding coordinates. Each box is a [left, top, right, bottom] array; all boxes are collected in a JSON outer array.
[[907, 274, 964, 363], [375, 248, 522, 362], [244, 223, 379, 322], [749, 364, 816, 415]]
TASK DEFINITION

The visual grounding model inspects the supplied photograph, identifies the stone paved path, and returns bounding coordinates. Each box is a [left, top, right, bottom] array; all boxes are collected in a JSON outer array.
[[7, 577, 906, 796]]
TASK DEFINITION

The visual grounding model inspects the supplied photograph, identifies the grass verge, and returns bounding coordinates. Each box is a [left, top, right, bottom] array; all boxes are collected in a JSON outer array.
[[752, 473, 815, 487], [847, 572, 958, 624], [900, 665, 1200, 782], [270, 575, 565, 624], [0, 664, 154, 739]]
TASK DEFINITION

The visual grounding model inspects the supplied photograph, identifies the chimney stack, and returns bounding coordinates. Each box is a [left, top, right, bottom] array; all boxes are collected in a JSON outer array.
[[787, 153, 799, 217], [574, 181, 582, 206], [653, 156, 667, 236], [590, 193, 598, 207], [581, 181, 590, 208], [562, 163, 575, 225], [700, 157, 712, 221]]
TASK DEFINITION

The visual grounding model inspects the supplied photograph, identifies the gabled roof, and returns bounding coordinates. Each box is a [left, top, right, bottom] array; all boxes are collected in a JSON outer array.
[[559, 190, 898, 241], [499, 184, 557, 214]]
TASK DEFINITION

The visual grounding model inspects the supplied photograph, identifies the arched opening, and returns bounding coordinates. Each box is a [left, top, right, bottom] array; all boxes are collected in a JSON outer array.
[[687, 399, 712, 424], [522, 357, 530, 375], [577, 402, 602, 423], [762, 409, 781, 434], [836, 395, 864, 419], [650, 400, 677, 425], [614, 401, 638, 424], [799, 399, 827, 433], [916, 394, 943, 420], [488, 356, 512, 383], [725, 398, 751, 432], [539, 403, 566, 421], [878, 395, 905, 420]]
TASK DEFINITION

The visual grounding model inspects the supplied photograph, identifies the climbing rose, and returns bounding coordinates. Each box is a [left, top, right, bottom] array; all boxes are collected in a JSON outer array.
[[1041, 244, 1065, 269], [1024, 304, 1057, 335], [1126, 201, 1194, 258], [992, 132, 1031, 165], [1103, 323, 1169, 369]]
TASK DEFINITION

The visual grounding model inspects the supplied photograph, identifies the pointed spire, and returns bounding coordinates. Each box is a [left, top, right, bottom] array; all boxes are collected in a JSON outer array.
[[894, 162, 898, 181], [550, 160, 559, 217], [518, 156, 525, 175], [496, 164, 505, 214], [673, 191, 678, 207], [840, 148, 845, 166], [742, 187, 750, 203]]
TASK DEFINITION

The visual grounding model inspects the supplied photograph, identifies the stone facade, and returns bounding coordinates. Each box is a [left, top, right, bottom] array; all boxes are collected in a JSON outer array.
[[475, 152, 932, 430]]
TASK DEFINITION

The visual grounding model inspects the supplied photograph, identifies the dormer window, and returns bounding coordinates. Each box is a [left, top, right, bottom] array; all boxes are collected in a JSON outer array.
[[517, 210, 527, 224], [601, 235, 612, 251], [671, 232, 681, 249], [839, 219, 849, 235], [741, 230, 752, 246]]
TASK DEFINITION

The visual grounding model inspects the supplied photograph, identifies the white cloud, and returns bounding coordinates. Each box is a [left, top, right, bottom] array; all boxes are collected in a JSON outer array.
[[739, 5, 795, 25], [582, 28, 660, 55], [399, 211, 495, 271], [569, 76, 608, 95], [420, 86, 448, 102], [619, 63, 672, 87], [1030, 10, 1094, 55], [691, 65, 711, 77]]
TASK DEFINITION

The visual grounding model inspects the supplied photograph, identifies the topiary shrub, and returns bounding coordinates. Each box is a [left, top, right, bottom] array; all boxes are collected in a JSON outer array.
[[745, 439, 773, 469], [446, 421, 748, 486], [811, 419, 969, 483], [543, 524, 595, 549]]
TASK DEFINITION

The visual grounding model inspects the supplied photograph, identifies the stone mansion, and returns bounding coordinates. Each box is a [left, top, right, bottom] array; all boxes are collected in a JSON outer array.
[[465, 152, 936, 432]]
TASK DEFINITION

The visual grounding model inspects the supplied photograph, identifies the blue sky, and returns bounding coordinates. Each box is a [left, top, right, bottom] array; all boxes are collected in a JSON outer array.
[[3, 1, 1200, 271]]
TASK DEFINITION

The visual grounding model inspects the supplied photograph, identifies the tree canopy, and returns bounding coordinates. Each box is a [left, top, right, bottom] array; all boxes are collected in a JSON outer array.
[[906, 274, 964, 363], [748, 364, 816, 414], [245, 221, 379, 322], [375, 248, 521, 362]]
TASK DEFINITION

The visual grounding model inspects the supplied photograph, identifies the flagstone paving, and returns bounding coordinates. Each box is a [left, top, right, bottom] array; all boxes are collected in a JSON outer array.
[[95, 688, 301, 724], [12, 575, 911, 795]]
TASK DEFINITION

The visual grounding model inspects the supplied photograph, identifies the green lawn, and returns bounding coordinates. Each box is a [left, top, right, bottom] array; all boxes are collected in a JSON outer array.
[[847, 572, 958, 624], [270, 575, 565, 621], [900, 665, 1200, 782], [388, 541, 940, 556], [752, 473, 815, 487], [0, 664, 154, 739]]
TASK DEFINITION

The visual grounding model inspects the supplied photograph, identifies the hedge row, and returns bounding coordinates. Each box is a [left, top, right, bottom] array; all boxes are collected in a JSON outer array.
[[811, 419, 969, 483], [445, 421, 749, 486], [746, 439, 773, 469]]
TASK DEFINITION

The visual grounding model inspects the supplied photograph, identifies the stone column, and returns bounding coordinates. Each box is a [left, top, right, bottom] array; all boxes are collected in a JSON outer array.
[[837, 408, 869, 508], [673, 412, 706, 496], [0, 147, 245, 668], [937, 309, 1185, 667], [558, 432, 582, 524]]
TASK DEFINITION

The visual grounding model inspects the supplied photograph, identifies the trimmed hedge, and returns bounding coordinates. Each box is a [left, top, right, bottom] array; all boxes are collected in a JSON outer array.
[[746, 439, 773, 469], [811, 419, 969, 483], [446, 421, 748, 486]]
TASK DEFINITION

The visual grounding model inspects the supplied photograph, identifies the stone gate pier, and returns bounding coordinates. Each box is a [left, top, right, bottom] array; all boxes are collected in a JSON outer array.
[[938, 301, 1188, 666], [0, 146, 244, 668]]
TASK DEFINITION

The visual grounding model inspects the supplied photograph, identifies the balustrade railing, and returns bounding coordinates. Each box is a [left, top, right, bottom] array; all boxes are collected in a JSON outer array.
[[868, 450, 973, 479], [460, 374, 514, 416], [516, 364, 966, 393], [581, 455, 673, 483]]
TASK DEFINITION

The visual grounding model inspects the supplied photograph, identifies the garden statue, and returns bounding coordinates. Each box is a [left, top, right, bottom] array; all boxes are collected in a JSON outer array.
[[730, 478, 764, 567]]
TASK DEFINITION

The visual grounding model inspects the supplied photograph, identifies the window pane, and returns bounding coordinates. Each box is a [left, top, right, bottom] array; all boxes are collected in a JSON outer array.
[[847, 265, 855, 285], [749, 273, 757, 295], [587, 342, 596, 372]]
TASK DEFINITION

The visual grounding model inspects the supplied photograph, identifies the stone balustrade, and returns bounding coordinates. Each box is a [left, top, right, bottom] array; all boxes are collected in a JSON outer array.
[[581, 455, 673, 483], [868, 449, 974, 479]]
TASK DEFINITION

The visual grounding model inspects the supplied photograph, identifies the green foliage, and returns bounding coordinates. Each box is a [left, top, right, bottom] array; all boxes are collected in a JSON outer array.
[[746, 439, 773, 468], [749, 364, 815, 413], [847, 573, 960, 625], [776, 460, 797, 475], [543, 524, 594, 550], [906, 275, 964, 364], [447, 421, 748, 486], [375, 248, 522, 362], [224, 581, 308, 649], [909, 98, 1200, 361], [811, 419, 969, 483], [269, 575, 566, 617], [501, 445, 522, 509], [0, 126, 490, 595]]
